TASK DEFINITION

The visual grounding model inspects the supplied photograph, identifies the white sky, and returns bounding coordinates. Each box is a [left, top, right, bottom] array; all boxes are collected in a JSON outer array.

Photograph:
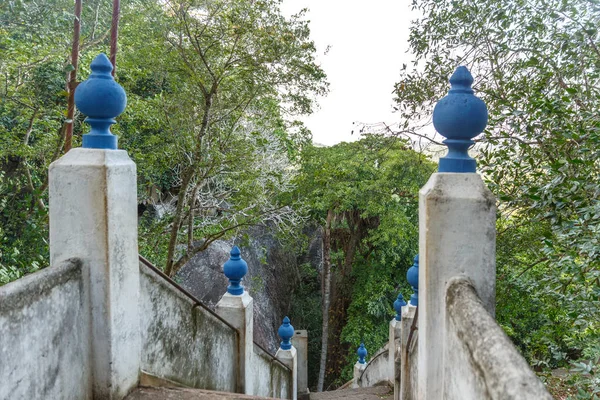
[[280, 1, 415, 146]]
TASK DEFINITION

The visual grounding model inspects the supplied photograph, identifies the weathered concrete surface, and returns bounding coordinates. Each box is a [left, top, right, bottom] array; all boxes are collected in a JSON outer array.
[[126, 387, 283, 400], [399, 306, 417, 400], [388, 319, 401, 389], [355, 345, 390, 389], [216, 291, 254, 394], [291, 330, 308, 396], [49, 148, 141, 399], [275, 346, 297, 400], [140, 262, 237, 392], [351, 362, 366, 389], [0, 259, 91, 400], [309, 385, 393, 400], [418, 173, 496, 400], [253, 343, 292, 399], [445, 278, 552, 400]]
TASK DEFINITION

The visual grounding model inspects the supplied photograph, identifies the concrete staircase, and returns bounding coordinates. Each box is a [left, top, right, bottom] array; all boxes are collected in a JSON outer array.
[[126, 385, 393, 400], [127, 387, 283, 400]]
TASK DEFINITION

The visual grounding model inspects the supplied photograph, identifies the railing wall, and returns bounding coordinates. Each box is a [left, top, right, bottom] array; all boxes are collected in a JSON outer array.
[[0, 260, 91, 400], [253, 343, 293, 399], [445, 278, 552, 400], [350, 66, 552, 400], [139, 260, 238, 392], [0, 53, 297, 400]]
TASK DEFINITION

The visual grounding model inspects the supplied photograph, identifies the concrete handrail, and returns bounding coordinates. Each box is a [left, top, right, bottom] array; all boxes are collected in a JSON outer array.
[[254, 341, 292, 373], [139, 255, 239, 336], [446, 278, 552, 400], [139, 255, 291, 374], [359, 348, 389, 383]]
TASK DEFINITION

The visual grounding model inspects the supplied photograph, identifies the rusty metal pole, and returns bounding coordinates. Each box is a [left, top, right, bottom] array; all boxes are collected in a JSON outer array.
[[64, 0, 82, 153], [110, 0, 121, 76]]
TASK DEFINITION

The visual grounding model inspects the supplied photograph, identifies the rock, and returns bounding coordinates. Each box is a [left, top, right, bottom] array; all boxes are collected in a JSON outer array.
[[176, 226, 321, 354]]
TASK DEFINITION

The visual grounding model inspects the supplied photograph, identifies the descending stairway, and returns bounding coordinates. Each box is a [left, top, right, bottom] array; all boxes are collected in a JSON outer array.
[[126, 387, 284, 400], [309, 386, 393, 400], [126, 385, 394, 400]]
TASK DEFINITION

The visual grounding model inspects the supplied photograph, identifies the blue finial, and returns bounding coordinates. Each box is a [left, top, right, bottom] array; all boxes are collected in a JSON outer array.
[[407, 255, 419, 306], [74, 53, 127, 150], [432, 66, 488, 173], [223, 246, 248, 295], [357, 343, 367, 364], [393, 293, 407, 321], [278, 316, 294, 350]]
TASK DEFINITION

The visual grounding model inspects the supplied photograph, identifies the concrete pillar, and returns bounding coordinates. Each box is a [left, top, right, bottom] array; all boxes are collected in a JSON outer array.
[[216, 246, 254, 394], [417, 66, 495, 399], [216, 292, 254, 395], [49, 53, 141, 399], [276, 347, 298, 400], [390, 292, 406, 388], [399, 305, 417, 400], [352, 362, 366, 389], [291, 330, 309, 399], [352, 343, 368, 388], [276, 317, 297, 400], [418, 174, 496, 399], [389, 319, 401, 396]]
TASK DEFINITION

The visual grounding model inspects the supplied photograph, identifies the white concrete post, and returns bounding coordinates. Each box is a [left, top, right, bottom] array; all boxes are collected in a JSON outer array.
[[418, 66, 495, 399], [276, 317, 297, 400], [216, 246, 254, 395], [216, 292, 254, 395], [418, 174, 496, 399], [352, 343, 368, 389], [389, 318, 401, 386], [276, 346, 298, 400], [291, 330, 309, 399], [352, 362, 366, 389], [49, 54, 141, 400], [390, 292, 406, 390], [399, 305, 417, 400]]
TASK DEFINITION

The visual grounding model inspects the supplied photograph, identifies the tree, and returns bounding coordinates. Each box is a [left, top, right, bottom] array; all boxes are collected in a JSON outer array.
[[115, 0, 327, 277], [292, 136, 434, 389], [0, 0, 327, 283], [393, 0, 600, 370], [0, 0, 114, 282]]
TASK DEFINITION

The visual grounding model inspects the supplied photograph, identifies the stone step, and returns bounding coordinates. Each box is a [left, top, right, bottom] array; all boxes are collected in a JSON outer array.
[[126, 387, 282, 400], [309, 385, 393, 400]]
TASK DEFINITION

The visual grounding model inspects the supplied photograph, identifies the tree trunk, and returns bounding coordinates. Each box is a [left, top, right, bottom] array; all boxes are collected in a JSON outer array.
[[317, 209, 333, 392], [64, 0, 82, 153]]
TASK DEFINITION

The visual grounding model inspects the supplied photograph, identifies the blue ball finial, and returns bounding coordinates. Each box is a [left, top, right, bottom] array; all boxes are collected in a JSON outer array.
[[223, 246, 248, 295], [393, 293, 407, 321], [407, 255, 419, 306], [278, 316, 294, 350], [357, 343, 367, 364], [432, 66, 488, 173], [74, 53, 127, 150]]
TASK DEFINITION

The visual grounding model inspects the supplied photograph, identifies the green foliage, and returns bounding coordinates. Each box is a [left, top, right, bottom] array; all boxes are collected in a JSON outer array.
[[0, 0, 327, 283], [292, 136, 435, 387], [394, 0, 600, 384], [568, 360, 600, 400]]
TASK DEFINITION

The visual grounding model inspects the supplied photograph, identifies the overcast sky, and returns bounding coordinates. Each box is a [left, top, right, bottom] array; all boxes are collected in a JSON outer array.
[[280, 1, 415, 146]]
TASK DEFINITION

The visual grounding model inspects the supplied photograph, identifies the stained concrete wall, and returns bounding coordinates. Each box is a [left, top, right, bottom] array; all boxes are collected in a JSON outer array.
[[357, 345, 390, 388], [252, 343, 292, 399], [0, 256, 293, 400], [0, 259, 91, 400], [139, 262, 238, 392], [398, 306, 418, 400]]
